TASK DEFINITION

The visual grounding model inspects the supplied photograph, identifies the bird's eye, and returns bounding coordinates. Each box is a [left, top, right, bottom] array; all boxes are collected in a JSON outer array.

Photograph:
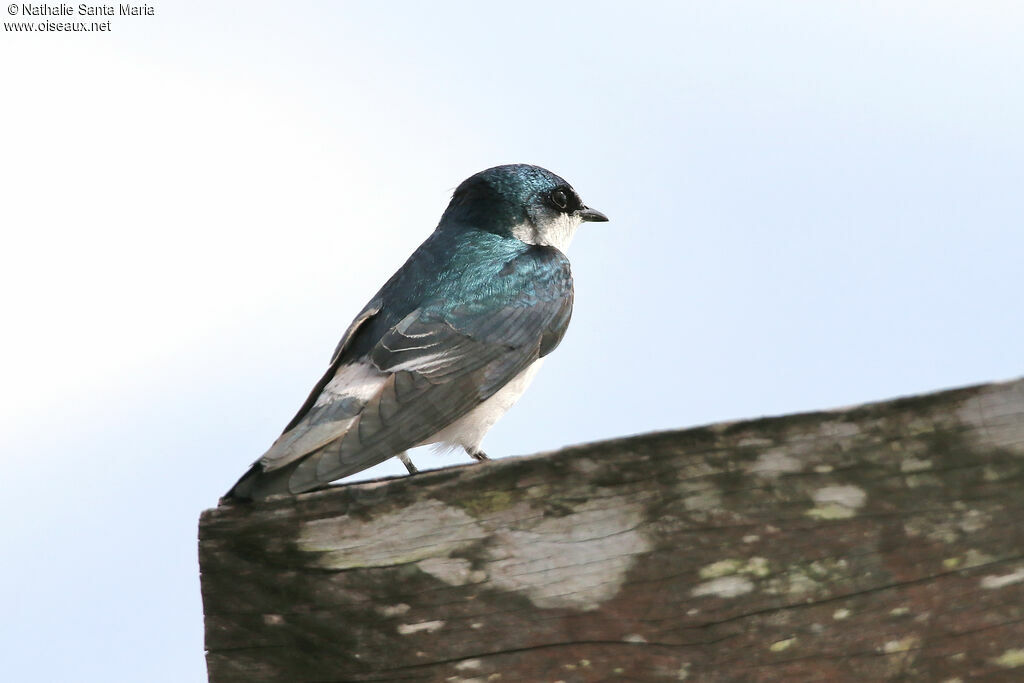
[[550, 190, 568, 210]]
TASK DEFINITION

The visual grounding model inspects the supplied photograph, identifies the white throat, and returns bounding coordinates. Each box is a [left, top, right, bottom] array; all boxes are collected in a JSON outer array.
[[511, 213, 582, 253]]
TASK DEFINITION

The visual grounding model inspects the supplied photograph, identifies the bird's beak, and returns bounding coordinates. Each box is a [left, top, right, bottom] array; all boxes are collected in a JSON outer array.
[[578, 206, 609, 223]]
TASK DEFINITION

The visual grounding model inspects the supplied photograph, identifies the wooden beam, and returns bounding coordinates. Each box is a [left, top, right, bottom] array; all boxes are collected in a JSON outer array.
[[200, 378, 1024, 681]]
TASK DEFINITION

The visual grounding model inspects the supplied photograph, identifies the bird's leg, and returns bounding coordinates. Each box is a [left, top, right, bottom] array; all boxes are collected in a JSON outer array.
[[397, 451, 419, 474], [469, 448, 490, 463]]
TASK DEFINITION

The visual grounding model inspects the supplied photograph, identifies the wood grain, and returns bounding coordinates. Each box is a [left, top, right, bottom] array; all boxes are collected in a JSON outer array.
[[200, 378, 1024, 681]]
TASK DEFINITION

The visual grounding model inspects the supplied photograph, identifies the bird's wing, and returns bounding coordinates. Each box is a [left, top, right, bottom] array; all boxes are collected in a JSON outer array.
[[276, 300, 382, 434], [258, 246, 573, 494]]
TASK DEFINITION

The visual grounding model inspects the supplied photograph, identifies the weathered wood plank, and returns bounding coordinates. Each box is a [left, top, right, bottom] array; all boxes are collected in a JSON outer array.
[[200, 378, 1024, 682]]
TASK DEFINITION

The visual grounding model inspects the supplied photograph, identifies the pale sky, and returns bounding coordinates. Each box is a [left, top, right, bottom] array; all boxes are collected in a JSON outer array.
[[3, 2, 1023, 680]]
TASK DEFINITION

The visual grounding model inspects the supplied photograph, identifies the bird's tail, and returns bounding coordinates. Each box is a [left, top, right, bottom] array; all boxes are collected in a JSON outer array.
[[221, 461, 309, 502], [222, 434, 407, 502]]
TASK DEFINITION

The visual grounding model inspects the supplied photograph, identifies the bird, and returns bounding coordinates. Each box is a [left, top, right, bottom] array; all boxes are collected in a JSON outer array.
[[225, 164, 607, 501]]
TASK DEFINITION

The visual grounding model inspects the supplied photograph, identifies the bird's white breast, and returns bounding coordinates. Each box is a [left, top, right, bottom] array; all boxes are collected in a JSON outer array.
[[511, 213, 582, 253], [424, 359, 544, 451]]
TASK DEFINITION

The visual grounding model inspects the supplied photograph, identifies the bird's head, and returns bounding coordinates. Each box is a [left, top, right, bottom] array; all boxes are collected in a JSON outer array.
[[440, 164, 608, 252]]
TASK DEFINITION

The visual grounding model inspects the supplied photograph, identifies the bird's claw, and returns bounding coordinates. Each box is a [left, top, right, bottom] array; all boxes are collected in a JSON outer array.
[[397, 451, 419, 474]]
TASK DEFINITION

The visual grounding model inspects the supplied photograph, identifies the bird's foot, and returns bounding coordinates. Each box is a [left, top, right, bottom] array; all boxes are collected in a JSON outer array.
[[397, 451, 419, 474], [469, 449, 490, 462]]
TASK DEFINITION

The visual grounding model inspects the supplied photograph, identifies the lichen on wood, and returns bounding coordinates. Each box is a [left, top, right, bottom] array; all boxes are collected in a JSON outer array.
[[200, 378, 1024, 681]]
